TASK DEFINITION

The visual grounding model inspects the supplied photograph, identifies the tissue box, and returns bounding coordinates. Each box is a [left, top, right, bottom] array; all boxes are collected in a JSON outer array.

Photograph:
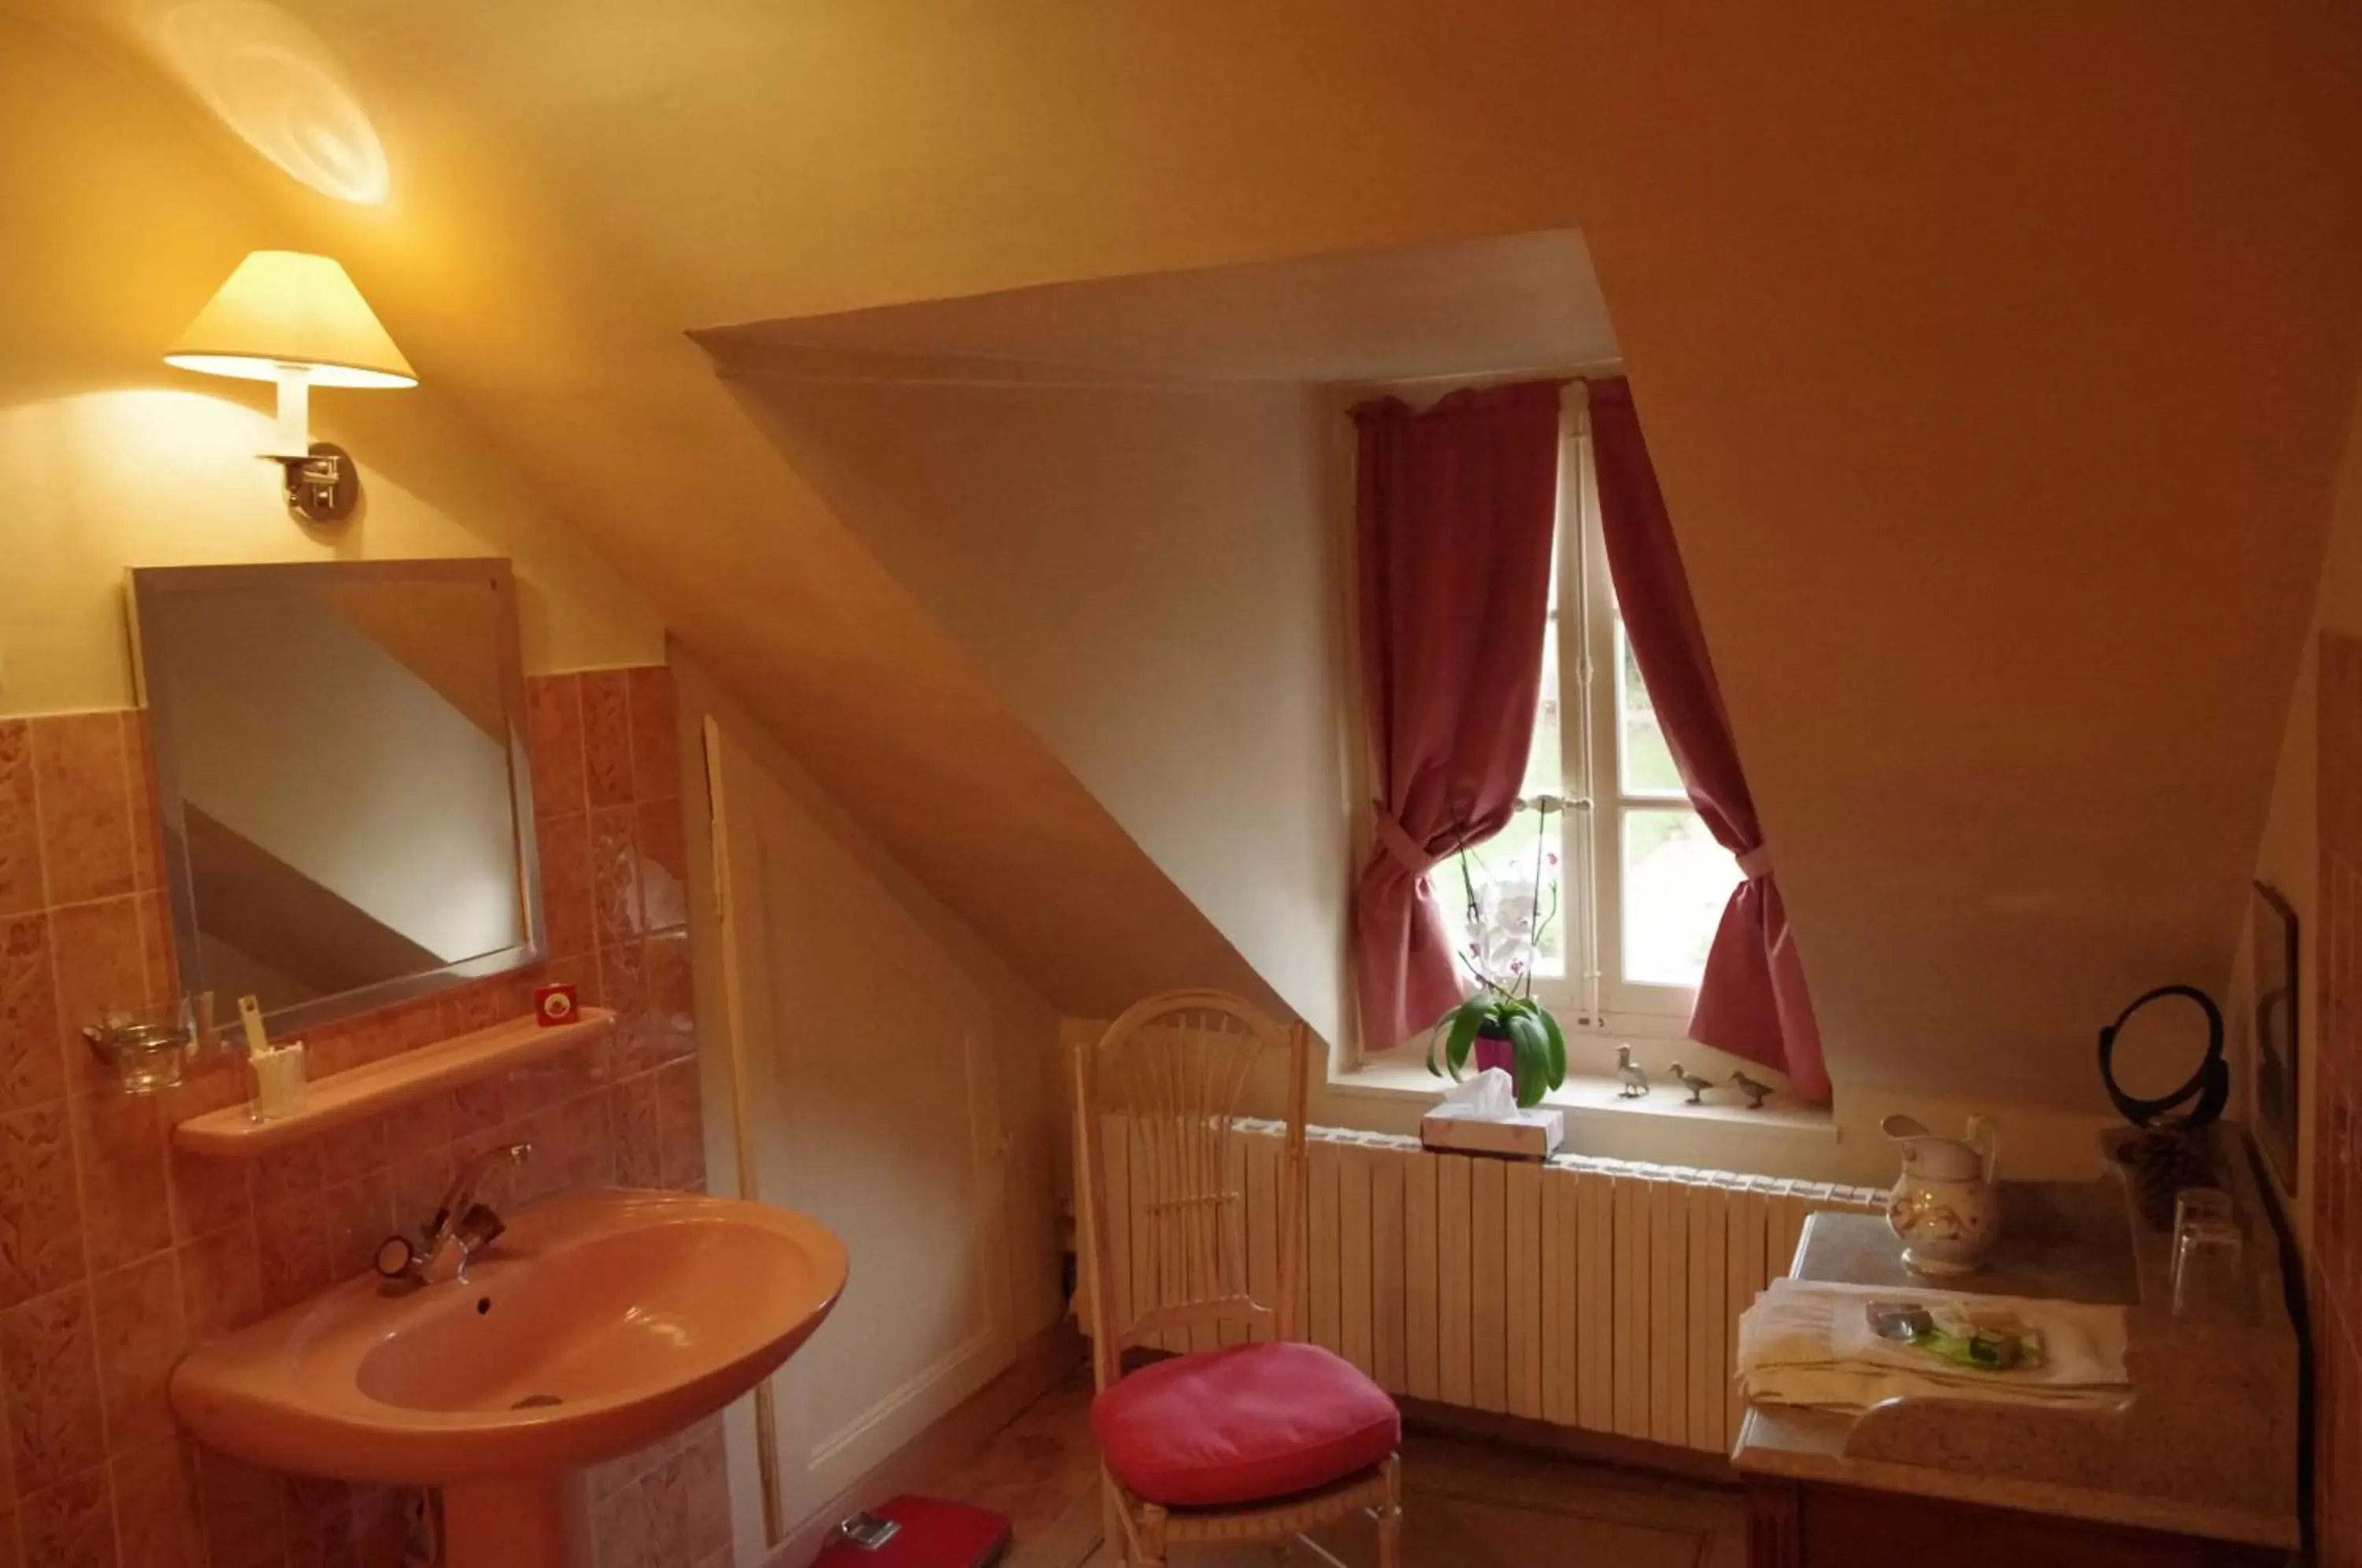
[[1420, 1104, 1564, 1161]]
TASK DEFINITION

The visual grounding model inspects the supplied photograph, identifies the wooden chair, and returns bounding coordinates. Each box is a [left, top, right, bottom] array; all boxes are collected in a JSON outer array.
[[1074, 989, 1403, 1568]]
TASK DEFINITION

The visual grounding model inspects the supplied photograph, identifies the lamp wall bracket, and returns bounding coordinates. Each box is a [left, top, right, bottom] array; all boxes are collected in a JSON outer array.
[[272, 442, 360, 524]]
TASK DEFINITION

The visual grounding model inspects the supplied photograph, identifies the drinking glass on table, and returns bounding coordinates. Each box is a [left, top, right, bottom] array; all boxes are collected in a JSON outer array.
[[2170, 1186, 2247, 1325]]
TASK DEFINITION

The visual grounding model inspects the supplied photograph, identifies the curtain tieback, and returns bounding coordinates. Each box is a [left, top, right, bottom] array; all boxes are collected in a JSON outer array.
[[1372, 804, 1439, 876], [1736, 844, 1774, 880]]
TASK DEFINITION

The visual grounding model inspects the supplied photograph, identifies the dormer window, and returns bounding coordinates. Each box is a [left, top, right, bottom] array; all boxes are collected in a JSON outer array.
[[1441, 409, 1741, 1036]]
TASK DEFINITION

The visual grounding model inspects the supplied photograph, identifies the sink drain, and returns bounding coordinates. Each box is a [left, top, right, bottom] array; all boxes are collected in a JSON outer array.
[[511, 1394, 564, 1410]]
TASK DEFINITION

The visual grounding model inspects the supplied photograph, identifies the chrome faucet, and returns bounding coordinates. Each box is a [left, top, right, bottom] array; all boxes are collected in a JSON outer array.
[[375, 1141, 533, 1286]]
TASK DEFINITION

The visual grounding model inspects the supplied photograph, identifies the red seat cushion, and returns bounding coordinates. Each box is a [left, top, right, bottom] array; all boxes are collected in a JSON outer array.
[[1090, 1342, 1401, 1507]]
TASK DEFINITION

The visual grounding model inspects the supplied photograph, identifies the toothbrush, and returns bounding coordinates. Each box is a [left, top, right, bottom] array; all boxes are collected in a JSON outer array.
[[236, 994, 270, 1061]]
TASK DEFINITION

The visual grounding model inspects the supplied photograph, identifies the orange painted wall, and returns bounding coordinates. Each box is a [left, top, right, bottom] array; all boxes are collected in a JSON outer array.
[[25, 2, 2362, 1122]]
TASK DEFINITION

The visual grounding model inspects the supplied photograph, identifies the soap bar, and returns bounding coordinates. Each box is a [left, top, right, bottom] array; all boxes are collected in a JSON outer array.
[[250, 1044, 309, 1121]]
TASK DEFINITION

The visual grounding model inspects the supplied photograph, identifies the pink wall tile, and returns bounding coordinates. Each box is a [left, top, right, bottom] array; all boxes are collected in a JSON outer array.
[[378, 1095, 453, 1164], [253, 1191, 330, 1316], [50, 898, 157, 1100], [0, 724, 41, 920], [0, 915, 65, 1115], [525, 675, 587, 821], [682, 1422, 730, 1563], [124, 721, 162, 901], [598, 939, 650, 1071], [112, 1435, 206, 1568], [384, 1150, 453, 1233], [657, 1060, 705, 1193], [320, 1174, 393, 1283], [580, 672, 635, 812], [190, 1444, 285, 1568], [637, 798, 689, 936], [593, 1444, 688, 1568], [612, 1077, 663, 1190], [165, 1146, 250, 1245], [176, 1226, 264, 1343], [20, 1466, 111, 1568], [70, 1093, 172, 1274], [645, 931, 695, 1061], [590, 806, 642, 950], [0, 1103, 87, 1305], [539, 812, 595, 965], [2, 1285, 107, 1491], [31, 715, 136, 908], [627, 668, 680, 806], [133, 893, 176, 1019], [2, 666, 723, 1567], [92, 1252, 188, 1452]]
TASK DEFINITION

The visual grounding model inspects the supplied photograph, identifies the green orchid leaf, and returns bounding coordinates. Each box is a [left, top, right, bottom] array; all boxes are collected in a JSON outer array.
[[1506, 1014, 1548, 1108], [1537, 1008, 1568, 1089], [1444, 1004, 1483, 1080]]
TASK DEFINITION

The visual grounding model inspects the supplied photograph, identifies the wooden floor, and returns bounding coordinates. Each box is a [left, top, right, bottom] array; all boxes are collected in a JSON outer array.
[[930, 1368, 1748, 1568]]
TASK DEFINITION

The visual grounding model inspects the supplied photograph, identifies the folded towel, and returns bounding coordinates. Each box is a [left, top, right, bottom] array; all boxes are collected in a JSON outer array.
[[1736, 1278, 2131, 1415]]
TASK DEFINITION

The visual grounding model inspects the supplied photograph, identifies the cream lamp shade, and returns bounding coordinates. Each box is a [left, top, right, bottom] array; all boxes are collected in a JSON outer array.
[[165, 250, 415, 387], [165, 250, 413, 523]]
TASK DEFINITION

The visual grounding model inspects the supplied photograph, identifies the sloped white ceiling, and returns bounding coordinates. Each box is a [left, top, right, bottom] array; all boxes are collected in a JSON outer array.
[[716, 230, 1615, 384]]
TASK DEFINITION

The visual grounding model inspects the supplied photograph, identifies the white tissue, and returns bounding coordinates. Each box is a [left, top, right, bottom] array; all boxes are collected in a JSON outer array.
[[1438, 1067, 1517, 1120]]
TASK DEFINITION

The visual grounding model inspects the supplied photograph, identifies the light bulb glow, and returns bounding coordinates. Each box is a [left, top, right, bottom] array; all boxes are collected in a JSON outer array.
[[146, 0, 391, 206]]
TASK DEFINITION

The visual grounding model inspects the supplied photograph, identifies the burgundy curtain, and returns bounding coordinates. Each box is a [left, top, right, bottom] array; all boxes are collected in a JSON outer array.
[[1351, 382, 1563, 1048], [1589, 378, 1831, 1102]]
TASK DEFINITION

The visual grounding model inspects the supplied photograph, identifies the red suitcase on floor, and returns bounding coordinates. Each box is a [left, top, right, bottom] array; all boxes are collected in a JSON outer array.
[[810, 1497, 1013, 1568]]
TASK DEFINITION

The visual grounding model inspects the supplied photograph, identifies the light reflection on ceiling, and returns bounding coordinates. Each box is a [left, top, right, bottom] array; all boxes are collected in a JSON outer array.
[[143, 0, 391, 205]]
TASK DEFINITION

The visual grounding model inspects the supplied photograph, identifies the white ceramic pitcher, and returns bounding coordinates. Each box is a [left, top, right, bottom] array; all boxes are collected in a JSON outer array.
[[1882, 1113, 2001, 1276]]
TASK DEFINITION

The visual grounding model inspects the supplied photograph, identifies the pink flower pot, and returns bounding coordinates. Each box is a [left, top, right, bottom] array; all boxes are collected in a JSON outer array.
[[1474, 1034, 1514, 1078]]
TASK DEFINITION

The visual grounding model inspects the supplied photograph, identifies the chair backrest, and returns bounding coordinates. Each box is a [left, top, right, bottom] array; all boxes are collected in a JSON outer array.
[[1073, 989, 1309, 1390]]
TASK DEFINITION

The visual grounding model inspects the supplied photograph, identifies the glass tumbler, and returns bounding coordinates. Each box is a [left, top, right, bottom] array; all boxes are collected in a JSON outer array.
[[2170, 1187, 2247, 1324]]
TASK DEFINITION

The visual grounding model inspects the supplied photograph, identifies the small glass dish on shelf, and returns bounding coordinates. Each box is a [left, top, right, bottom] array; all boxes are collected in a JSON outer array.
[[82, 996, 200, 1095]]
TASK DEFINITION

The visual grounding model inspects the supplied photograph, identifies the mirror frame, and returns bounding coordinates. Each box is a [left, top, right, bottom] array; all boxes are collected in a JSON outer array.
[[128, 558, 546, 1035]]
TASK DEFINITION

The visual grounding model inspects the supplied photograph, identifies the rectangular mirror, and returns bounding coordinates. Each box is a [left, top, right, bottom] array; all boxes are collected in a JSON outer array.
[[131, 559, 542, 1033]]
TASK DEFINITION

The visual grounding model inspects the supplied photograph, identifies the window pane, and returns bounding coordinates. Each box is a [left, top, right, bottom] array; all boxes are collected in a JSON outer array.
[[1616, 620, 1685, 798], [1620, 807, 1739, 987], [1438, 808, 1565, 986], [1520, 613, 1560, 799]]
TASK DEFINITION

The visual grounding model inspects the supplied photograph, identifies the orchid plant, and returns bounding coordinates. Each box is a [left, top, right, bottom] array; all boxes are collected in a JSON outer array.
[[1425, 798, 1569, 1109]]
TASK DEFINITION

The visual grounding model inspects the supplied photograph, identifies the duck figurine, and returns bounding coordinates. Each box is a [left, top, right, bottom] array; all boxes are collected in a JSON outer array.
[[1668, 1063, 1716, 1104], [1729, 1070, 1774, 1110], [1616, 1045, 1651, 1099]]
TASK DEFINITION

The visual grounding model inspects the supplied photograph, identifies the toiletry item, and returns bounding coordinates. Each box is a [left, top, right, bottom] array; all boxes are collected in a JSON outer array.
[[1863, 1299, 2030, 1366], [1883, 1112, 2001, 1275], [1865, 1300, 1936, 1341], [535, 982, 579, 1027], [1419, 1067, 1564, 1159], [236, 993, 271, 1060], [250, 1041, 309, 1121]]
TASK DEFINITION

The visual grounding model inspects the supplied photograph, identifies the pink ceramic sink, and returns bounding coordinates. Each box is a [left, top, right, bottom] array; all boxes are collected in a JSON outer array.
[[172, 1189, 846, 1567]]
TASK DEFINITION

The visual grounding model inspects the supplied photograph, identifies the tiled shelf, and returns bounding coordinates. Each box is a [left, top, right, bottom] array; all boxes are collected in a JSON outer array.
[[173, 1008, 617, 1159]]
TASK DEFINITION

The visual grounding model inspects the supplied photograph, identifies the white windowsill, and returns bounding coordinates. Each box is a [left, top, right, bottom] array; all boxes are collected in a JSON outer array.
[[1331, 1043, 1840, 1145]]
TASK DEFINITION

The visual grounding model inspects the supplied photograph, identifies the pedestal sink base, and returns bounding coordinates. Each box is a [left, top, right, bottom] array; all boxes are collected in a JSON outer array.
[[442, 1474, 579, 1568]]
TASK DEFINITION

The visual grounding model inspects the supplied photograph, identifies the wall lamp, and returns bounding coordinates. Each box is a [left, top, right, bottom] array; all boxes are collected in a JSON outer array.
[[165, 250, 416, 524]]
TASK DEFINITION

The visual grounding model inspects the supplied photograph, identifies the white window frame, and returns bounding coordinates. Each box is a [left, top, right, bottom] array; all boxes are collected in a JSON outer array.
[[1523, 394, 1711, 1038]]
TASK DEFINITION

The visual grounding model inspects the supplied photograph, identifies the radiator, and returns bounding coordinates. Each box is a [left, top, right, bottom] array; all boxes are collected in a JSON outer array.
[[1087, 1116, 1885, 1455]]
